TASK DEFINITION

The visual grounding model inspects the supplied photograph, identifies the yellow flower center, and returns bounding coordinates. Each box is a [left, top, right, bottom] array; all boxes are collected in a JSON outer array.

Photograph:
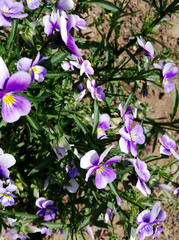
[[3, 94, 15, 106], [32, 66, 41, 75], [97, 128, 102, 133], [131, 132, 134, 140], [97, 167, 104, 173], [164, 78, 167, 84]]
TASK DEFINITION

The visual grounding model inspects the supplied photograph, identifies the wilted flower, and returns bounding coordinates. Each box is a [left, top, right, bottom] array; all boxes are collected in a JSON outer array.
[[0, 148, 16, 178], [87, 79, 105, 102], [17, 52, 47, 83], [0, 0, 28, 27], [0, 57, 31, 123], [53, 145, 66, 160], [137, 37, 154, 59], [127, 158, 151, 197], [136, 202, 166, 240], [80, 145, 121, 189], [35, 197, 58, 221], [0, 179, 17, 207], [119, 119, 145, 157], [159, 135, 179, 159]]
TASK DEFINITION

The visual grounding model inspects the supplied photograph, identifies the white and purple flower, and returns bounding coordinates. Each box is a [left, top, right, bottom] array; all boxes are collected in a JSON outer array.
[[159, 135, 179, 159], [80, 146, 121, 189], [127, 158, 151, 197], [36, 197, 58, 221], [173, 187, 179, 201], [87, 79, 105, 102], [17, 52, 47, 83], [119, 119, 145, 157], [0, 179, 17, 207], [137, 37, 154, 59], [162, 63, 178, 93], [136, 202, 166, 240], [0, 57, 31, 123], [96, 113, 111, 139], [56, 0, 74, 11], [0, 0, 28, 27]]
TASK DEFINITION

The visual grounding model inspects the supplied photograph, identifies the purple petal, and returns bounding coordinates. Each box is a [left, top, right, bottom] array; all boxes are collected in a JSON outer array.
[[0, 57, 10, 89], [153, 226, 163, 239], [66, 35, 82, 57], [131, 125, 145, 144], [163, 63, 178, 79], [1, 95, 31, 123], [155, 209, 167, 223], [43, 15, 54, 36], [174, 187, 179, 195], [85, 166, 99, 181], [57, 0, 74, 10], [119, 137, 130, 154], [99, 145, 113, 163], [0, 166, 9, 178], [139, 224, 153, 240], [5, 71, 31, 93], [163, 79, 174, 93], [136, 210, 150, 224], [0, 153, 16, 168], [119, 127, 131, 141], [136, 178, 151, 197], [135, 158, 150, 181], [64, 178, 79, 193], [80, 150, 99, 169], [162, 135, 176, 149], [26, 0, 40, 10], [130, 140, 138, 157], [1, 195, 15, 207], [0, 12, 11, 27], [6, 184, 17, 192], [170, 148, 179, 160], [35, 197, 46, 208], [150, 202, 161, 223], [137, 37, 145, 48], [153, 184, 174, 192], [86, 225, 94, 239], [17, 57, 32, 72], [145, 41, 154, 59], [160, 146, 171, 156], [95, 166, 116, 189], [103, 156, 121, 165], [42, 200, 54, 208]]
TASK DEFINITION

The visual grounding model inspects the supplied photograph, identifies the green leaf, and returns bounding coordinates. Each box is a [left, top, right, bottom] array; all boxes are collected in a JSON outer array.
[[26, 114, 43, 131], [92, 98, 99, 135], [89, 0, 120, 12], [7, 19, 18, 50], [41, 222, 64, 229], [42, 52, 68, 68], [171, 84, 178, 120], [78, 202, 107, 230], [93, 220, 113, 229], [122, 83, 137, 113]]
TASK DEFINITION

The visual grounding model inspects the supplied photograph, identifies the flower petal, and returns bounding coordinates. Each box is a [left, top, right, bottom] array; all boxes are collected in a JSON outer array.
[[1, 95, 31, 123], [0, 57, 10, 89], [5, 71, 31, 93], [80, 150, 99, 169], [0, 153, 16, 168], [57, 0, 74, 10], [95, 166, 116, 189], [16, 57, 32, 72], [99, 145, 113, 163], [35, 197, 46, 208]]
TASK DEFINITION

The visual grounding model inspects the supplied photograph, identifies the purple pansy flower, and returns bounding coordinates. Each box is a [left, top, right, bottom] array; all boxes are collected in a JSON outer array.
[[26, 0, 39, 10], [36, 197, 58, 221], [80, 146, 121, 189], [0, 179, 17, 207], [93, 113, 110, 139], [17, 52, 47, 83], [57, 0, 74, 10], [159, 135, 179, 160], [162, 63, 178, 93], [66, 160, 79, 178], [0, 0, 28, 27], [173, 187, 179, 201], [87, 79, 105, 102], [0, 148, 16, 178], [127, 158, 151, 197], [119, 119, 145, 157], [68, 14, 86, 31], [136, 202, 166, 240], [137, 37, 154, 59], [0, 57, 31, 123]]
